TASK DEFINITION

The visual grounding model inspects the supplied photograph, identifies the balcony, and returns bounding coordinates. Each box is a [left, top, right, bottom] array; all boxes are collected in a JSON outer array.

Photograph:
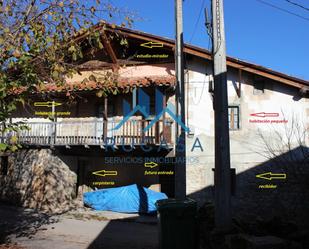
[[1, 119, 173, 147]]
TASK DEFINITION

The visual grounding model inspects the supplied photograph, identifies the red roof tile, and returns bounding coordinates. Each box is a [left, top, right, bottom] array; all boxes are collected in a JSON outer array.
[[11, 75, 175, 95]]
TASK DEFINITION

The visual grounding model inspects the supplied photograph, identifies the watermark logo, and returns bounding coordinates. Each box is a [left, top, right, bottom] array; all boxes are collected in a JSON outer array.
[[112, 87, 190, 133], [104, 87, 204, 154]]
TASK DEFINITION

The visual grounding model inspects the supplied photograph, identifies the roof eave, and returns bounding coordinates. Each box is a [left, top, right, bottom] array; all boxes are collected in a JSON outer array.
[[101, 24, 308, 89]]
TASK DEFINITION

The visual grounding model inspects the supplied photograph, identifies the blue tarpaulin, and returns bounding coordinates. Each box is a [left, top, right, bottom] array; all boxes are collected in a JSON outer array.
[[83, 184, 168, 213]]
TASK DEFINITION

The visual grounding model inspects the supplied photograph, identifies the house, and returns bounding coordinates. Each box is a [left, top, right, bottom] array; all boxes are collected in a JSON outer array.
[[0, 23, 308, 223]]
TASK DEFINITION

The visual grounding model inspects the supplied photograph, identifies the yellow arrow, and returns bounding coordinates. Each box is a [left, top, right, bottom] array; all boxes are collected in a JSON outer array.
[[256, 172, 286, 180], [144, 162, 158, 168], [140, 41, 163, 49], [92, 170, 118, 177], [34, 101, 62, 107]]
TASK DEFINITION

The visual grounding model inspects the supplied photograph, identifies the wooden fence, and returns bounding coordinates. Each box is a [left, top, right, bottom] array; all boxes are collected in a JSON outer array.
[[0, 118, 173, 146]]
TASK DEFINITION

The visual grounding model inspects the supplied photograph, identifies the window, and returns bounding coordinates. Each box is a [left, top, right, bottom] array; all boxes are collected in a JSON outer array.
[[1, 156, 8, 176], [228, 106, 240, 130]]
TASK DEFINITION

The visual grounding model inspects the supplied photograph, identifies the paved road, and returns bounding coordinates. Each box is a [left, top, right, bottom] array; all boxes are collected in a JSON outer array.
[[0, 204, 158, 249]]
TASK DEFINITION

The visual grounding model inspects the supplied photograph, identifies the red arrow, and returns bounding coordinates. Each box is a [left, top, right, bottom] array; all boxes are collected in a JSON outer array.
[[250, 112, 279, 118]]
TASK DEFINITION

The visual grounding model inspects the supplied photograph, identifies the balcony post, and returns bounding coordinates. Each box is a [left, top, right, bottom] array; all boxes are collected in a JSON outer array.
[[162, 92, 167, 141], [155, 122, 160, 144], [53, 122, 57, 145], [51, 101, 57, 145], [103, 97, 108, 142]]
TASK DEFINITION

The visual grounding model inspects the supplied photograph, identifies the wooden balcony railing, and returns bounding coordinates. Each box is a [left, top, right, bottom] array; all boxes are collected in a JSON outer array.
[[1, 119, 173, 147]]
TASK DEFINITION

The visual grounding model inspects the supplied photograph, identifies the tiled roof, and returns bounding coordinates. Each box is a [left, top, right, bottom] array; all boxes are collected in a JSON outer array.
[[11, 75, 175, 94]]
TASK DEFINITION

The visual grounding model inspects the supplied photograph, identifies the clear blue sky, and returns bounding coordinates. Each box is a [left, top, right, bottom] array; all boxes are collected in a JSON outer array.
[[111, 0, 309, 80]]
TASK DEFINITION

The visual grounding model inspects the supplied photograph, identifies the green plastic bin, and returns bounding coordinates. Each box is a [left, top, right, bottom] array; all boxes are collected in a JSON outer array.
[[156, 198, 198, 249]]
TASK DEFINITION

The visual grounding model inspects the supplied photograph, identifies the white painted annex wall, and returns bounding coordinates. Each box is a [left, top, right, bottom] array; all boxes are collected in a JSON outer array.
[[185, 56, 309, 203], [185, 58, 214, 201]]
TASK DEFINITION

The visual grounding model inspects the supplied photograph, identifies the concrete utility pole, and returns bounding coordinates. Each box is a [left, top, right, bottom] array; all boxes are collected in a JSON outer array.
[[211, 0, 232, 230], [174, 0, 186, 200]]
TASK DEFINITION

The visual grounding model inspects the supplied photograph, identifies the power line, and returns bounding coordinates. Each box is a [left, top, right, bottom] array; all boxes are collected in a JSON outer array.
[[256, 0, 309, 22], [189, 0, 206, 43], [284, 0, 309, 12]]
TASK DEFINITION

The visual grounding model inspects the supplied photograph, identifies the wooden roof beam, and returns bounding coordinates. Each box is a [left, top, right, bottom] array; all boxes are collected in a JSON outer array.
[[101, 30, 119, 72], [227, 61, 304, 89]]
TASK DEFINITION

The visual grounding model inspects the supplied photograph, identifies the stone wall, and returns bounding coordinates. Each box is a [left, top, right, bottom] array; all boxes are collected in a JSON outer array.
[[0, 149, 77, 214]]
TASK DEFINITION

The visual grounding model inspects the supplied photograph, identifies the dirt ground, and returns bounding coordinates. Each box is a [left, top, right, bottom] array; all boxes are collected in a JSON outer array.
[[0, 203, 158, 249], [0, 245, 25, 249]]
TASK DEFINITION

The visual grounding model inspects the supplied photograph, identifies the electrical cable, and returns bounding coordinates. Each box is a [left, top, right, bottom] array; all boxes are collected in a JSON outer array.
[[284, 0, 309, 12], [190, 74, 208, 106], [256, 0, 309, 21], [189, 0, 206, 43]]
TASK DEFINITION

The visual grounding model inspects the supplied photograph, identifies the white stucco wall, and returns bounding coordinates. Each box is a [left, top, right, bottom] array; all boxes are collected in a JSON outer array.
[[185, 56, 309, 204]]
